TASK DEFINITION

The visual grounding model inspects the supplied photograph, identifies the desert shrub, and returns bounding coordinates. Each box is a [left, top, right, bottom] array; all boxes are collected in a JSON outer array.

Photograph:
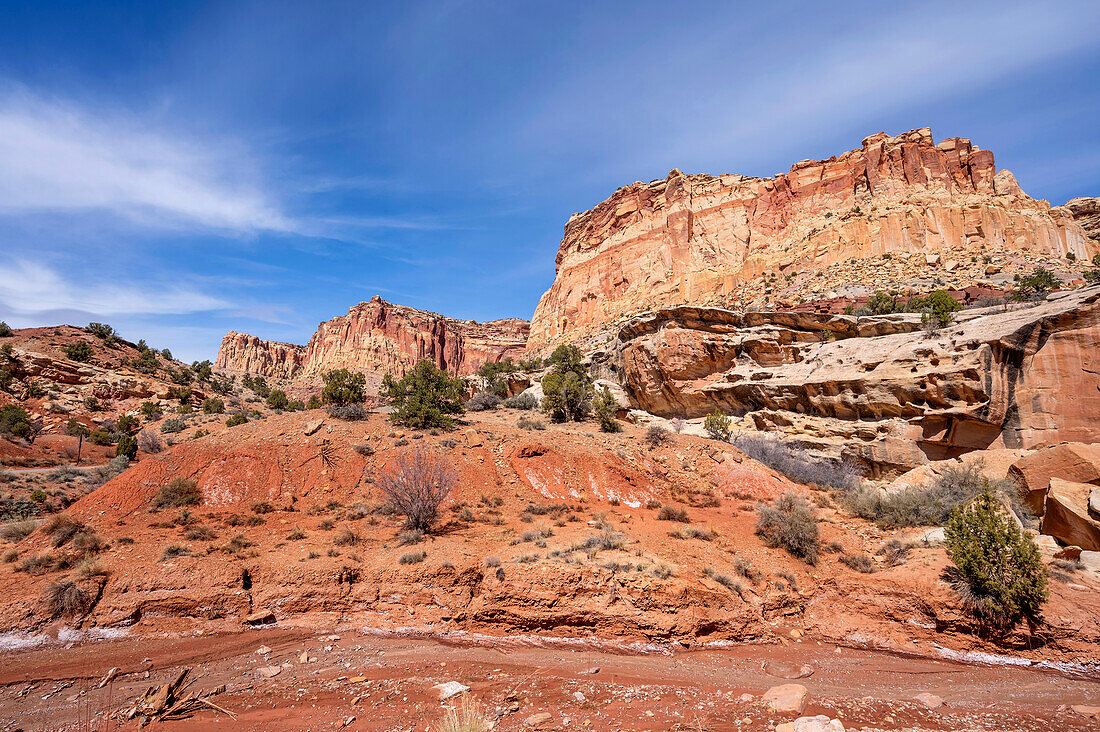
[[226, 413, 248, 427], [1013, 267, 1062, 300], [0, 519, 41, 542], [0, 404, 36, 440], [466, 392, 502, 411], [115, 434, 138, 459], [703, 567, 743, 595], [381, 360, 465, 429], [226, 534, 253, 553], [71, 530, 106, 553], [0, 321, 11, 337], [266, 389, 289, 410], [183, 525, 217, 541], [327, 403, 369, 421], [485, 556, 501, 567], [399, 550, 426, 565], [670, 526, 716, 541], [592, 386, 621, 432], [116, 414, 139, 433], [645, 425, 670, 447], [251, 501, 274, 514], [704, 409, 731, 441], [866, 291, 897, 314], [503, 392, 538, 410], [202, 398, 225, 414], [333, 528, 360, 546], [945, 485, 1048, 629], [755, 493, 820, 564], [88, 428, 112, 446], [154, 477, 201, 508], [541, 370, 591, 422], [139, 401, 163, 419], [878, 538, 911, 567], [910, 290, 962, 329], [287, 528, 306, 540], [161, 545, 190, 560], [307, 394, 322, 410], [42, 514, 85, 547], [64, 341, 94, 362], [733, 434, 859, 491], [839, 553, 876, 573], [397, 529, 425, 545], [321, 368, 367, 406], [517, 416, 546, 431], [0, 364, 11, 392], [25, 381, 46, 399], [577, 526, 626, 552], [657, 505, 690, 523], [376, 449, 455, 532], [160, 418, 186, 434], [86, 322, 115, 340], [137, 429, 163, 453], [84, 396, 104, 411], [96, 455, 130, 484], [43, 581, 92, 617], [845, 464, 1004, 528]]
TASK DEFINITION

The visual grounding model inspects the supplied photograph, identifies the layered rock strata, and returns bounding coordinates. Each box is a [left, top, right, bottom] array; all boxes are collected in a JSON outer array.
[[215, 296, 529, 380], [530, 128, 1098, 351]]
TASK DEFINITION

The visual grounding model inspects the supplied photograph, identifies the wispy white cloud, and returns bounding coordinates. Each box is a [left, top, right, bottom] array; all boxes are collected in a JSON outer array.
[[0, 259, 230, 316], [0, 86, 291, 233]]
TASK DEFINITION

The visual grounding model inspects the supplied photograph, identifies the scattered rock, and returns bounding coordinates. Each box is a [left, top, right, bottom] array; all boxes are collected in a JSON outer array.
[[303, 418, 325, 436], [914, 692, 944, 709], [244, 610, 276, 626], [525, 712, 553, 726], [256, 666, 281, 678], [762, 684, 809, 714], [256, 645, 271, 655], [1072, 705, 1100, 719], [776, 716, 845, 732], [465, 429, 483, 447], [433, 681, 470, 700], [762, 660, 814, 679]]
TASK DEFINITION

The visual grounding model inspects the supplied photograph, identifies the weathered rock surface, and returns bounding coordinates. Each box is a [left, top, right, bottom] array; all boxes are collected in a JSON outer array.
[[216, 296, 528, 380], [1008, 442, 1100, 514], [762, 683, 809, 714], [530, 128, 1098, 351], [1042, 478, 1100, 551], [607, 286, 1100, 476], [1059, 196, 1100, 245]]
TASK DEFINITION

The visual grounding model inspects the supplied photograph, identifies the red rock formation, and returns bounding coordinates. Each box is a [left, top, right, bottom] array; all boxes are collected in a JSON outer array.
[[530, 128, 1098, 350], [215, 296, 529, 380]]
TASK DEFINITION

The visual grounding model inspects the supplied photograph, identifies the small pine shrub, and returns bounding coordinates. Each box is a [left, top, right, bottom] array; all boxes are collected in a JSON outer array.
[[64, 341, 94, 362], [944, 485, 1048, 629], [202, 398, 225, 414], [226, 413, 248, 427], [115, 434, 138, 459], [592, 386, 621, 433]]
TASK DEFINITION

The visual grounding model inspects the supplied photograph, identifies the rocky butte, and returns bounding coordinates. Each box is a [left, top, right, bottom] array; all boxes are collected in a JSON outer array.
[[529, 128, 1100, 351], [215, 296, 529, 380]]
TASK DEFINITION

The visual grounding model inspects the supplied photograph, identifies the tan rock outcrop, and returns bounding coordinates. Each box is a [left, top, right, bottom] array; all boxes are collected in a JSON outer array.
[[215, 296, 529, 380], [1042, 478, 1100, 551], [1058, 197, 1100, 245], [530, 128, 1098, 351], [1008, 443, 1100, 514], [606, 286, 1100, 476]]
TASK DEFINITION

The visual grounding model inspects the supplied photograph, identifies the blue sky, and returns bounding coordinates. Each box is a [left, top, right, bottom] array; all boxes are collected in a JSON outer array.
[[1, 0, 1098, 362]]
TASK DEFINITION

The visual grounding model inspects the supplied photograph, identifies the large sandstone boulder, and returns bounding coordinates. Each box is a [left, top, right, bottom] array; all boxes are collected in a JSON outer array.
[[1009, 443, 1100, 514], [1042, 478, 1100, 551]]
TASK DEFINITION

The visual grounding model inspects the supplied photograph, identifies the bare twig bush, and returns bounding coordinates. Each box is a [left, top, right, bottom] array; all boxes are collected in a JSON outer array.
[[839, 553, 876, 573], [657, 505, 690, 522], [0, 519, 41, 542], [645, 425, 671, 447], [465, 392, 501, 411], [375, 448, 455, 533], [137, 429, 163, 453]]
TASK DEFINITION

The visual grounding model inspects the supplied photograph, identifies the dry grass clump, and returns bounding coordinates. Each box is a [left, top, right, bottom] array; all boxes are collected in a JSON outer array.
[[645, 425, 671, 447], [670, 526, 716, 541], [16, 552, 72, 575], [439, 694, 491, 732], [43, 581, 92, 617], [0, 519, 41, 542], [703, 567, 744, 596], [333, 527, 360, 546], [399, 550, 426, 564], [183, 525, 217, 541], [160, 544, 190, 561], [42, 514, 85, 547], [839, 553, 876, 573], [734, 434, 859, 491], [657, 505, 690, 523], [153, 477, 201, 508]]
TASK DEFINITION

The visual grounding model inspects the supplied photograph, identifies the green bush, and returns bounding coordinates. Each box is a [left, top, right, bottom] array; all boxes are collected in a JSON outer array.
[[0, 365, 11, 392], [503, 392, 538, 410], [86, 322, 115, 340], [911, 290, 962, 329], [266, 389, 289, 410], [945, 485, 1047, 629], [477, 357, 517, 397], [64, 341, 94, 362], [307, 394, 322, 410], [381, 360, 465, 429], [592, 386, 620, 432], [226, 413, 248, 427], [154, 477, 201, 508], [541, 371, 591, 422], [0, 404, 35, 440], [115, 434, 138, 460], [0, 321, 12, 337], [321, 368, 366, 406], [704, 409, 731, 441], [866, 292, 896, 314], [1013, 267, 1062, 300], [25, 381, 45, 398], [755, 493, 820, 564], [84, 396, 103, 412], [139, 401, 162, 419], [116, 414, 138, 433], [202, 398, 225, 414]]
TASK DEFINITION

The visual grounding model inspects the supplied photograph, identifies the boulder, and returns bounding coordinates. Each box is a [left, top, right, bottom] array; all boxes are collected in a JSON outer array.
[[432, 681, 470, 700], [303, 418, 325, 436], [1041, 479, 1100, 551], [776, 717, 844, 732], [914, 692, 944, 709], [244, 609, 276, 625], [762, 684, 809, 714], [1009, 443, 1100, 514]]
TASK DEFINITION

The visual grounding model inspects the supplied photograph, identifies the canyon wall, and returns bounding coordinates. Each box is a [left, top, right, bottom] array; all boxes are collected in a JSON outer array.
[[530, 128, 1098, 351], [215, 296, 529, 380], [607, 285, 1100, 477]]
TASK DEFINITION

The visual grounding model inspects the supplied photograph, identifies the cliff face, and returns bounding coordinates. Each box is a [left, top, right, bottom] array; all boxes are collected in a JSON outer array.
[[529, 128, 1098, 351], [215, 296, 529, 380], [607, 285, 1100, 477]]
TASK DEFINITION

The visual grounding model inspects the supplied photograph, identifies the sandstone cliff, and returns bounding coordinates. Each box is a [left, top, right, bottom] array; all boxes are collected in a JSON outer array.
[[606, 285, 1100, 477], [215, 296, 529, 380], [530, 128, 1099, 351]]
